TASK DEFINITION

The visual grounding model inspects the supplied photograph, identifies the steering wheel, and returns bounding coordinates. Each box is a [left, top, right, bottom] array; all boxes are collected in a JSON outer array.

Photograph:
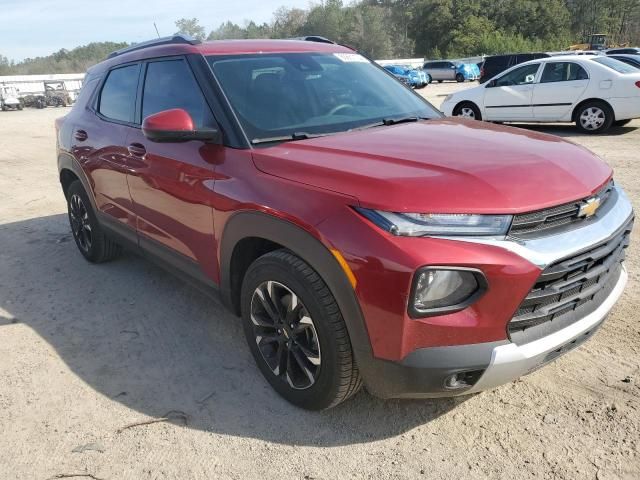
[[328, 104, 354, 116]]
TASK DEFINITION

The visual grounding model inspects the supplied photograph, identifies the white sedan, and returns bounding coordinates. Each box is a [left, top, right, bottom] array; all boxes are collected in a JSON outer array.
[[440, 55, 640, 133]]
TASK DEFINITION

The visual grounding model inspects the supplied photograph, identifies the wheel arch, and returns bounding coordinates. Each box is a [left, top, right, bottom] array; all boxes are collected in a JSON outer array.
[[571, 98, 615, 122], [219, 210, 372, 358], [58, 153, 97, 211]]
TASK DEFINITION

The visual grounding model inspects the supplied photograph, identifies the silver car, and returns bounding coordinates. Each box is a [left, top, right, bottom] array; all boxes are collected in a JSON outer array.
[[423, 61, 460, 82]]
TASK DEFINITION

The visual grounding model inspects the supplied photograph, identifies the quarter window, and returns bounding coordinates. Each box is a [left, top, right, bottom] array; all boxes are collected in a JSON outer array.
[[540, 62, 589, 83], [142, 59, 215, 128], [98, 64, 140, 123]]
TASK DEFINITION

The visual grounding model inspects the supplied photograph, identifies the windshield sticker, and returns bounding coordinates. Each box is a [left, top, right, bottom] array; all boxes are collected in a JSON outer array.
[[333, 53, 369, 63]]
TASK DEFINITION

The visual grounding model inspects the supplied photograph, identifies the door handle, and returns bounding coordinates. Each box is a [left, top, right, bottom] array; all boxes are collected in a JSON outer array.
[[74, 129, 88, 142], [127, 143, 147, 157]]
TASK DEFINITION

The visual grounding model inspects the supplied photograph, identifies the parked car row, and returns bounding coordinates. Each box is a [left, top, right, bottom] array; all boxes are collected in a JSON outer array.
[[441, 55, 640, 133]]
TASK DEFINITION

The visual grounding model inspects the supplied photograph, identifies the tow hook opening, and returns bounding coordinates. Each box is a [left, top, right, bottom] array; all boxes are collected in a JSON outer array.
[[444, 369, 484, 390]]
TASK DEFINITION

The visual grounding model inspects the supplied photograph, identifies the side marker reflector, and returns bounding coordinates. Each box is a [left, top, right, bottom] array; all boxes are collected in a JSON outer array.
[[330, 248, 357, 289]]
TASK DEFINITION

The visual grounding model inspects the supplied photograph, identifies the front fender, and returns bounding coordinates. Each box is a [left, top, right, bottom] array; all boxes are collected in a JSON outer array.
[[218, 210, 373, 361]]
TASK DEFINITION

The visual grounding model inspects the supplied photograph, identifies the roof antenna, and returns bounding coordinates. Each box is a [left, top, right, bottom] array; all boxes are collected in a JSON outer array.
[[153, 22, 160, 38]]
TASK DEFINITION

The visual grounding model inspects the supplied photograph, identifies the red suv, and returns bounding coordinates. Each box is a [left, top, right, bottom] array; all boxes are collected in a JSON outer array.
[[56, 35, 633, 410]]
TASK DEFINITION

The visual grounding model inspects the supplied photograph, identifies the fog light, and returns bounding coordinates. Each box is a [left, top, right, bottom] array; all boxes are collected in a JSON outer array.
[[444, 370, 484, 390], [410, 267, 486, 317]]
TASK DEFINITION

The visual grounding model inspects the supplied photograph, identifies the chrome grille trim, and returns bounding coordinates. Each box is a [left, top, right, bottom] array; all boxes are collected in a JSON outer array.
[[508, 218, 632, 345], [509, 180, 614, 238]]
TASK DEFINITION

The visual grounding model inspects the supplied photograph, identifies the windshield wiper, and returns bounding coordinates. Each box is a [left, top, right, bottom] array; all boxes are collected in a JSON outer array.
[[351, 116, 430, 132], [251, 131, 333, 145], [382, 116, 429, 125]]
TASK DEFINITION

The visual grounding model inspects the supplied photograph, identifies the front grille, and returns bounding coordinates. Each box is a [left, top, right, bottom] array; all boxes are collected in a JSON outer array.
[[509, 180, 614, 238], [508, 218, 632, 345]]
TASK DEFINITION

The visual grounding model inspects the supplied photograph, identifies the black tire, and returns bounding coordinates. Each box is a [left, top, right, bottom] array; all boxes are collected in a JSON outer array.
[[241, 249, 362, 410], [427, 74, 432, 84], [66, 180, 122, 263], [456, 73, 465, 82], [437, 80, 443, 83], [575, 101, 614, 134], [452, 101, 482, 121], [614, 119, 632, 127]]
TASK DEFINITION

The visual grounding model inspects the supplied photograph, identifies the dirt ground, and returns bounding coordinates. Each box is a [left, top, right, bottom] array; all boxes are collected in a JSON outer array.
[[0, 83, 639, 480]]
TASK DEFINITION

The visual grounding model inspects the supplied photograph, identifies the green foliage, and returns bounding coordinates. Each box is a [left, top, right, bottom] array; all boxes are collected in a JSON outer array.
[[0, 42, 128, 75], [174, 17, 206, 40], [1, 1, 639, 74]]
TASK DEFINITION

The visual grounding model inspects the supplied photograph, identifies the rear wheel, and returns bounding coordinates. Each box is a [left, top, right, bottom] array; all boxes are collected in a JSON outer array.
[[66, 181, 122, 263], [575, 101, 613, 134], [241, 249, 362, 410], [453, 101, 482, 121], [456, 73, 465, 82]]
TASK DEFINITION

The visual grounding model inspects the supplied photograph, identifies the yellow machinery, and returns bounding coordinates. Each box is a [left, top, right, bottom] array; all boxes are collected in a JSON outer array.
[[569, 33, 628, 51]]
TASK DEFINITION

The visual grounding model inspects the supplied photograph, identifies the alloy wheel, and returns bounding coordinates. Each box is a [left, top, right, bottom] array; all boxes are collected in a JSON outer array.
[[458, 107, 476, 119], [69, 193, 92, 252], [250, 280, 321, 390], [579, 107, 605, 131]]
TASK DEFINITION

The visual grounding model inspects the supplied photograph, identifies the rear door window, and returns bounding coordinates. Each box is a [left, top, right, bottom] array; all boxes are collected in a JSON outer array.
[[141, 59, 215, 128], [540, 62, 589, 83], [98, 64, 140, 123]]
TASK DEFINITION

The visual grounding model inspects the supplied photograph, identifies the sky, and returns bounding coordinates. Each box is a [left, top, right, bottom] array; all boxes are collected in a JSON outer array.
[[1, 0, 312, 61]]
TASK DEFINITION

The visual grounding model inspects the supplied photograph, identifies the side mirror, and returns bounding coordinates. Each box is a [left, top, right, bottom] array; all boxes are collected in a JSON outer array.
[[487, 79, 497, 88], [142, 108, 220, 143]]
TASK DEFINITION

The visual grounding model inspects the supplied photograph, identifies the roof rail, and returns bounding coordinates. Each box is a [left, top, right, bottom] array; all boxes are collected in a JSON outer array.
[[108, 34, 202, 59], [290, 36, 336, 45]]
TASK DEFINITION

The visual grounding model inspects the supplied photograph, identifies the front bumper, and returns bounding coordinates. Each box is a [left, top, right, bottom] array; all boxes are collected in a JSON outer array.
[[362, 264, 626, 399], [468, 264, 627, 393], [358, 185, 633, 399]]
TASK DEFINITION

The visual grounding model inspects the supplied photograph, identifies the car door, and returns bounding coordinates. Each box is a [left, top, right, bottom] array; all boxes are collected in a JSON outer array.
[[483, 63, 541, 121], [532, 62, 590, 120], [72, 63, 141, 242], [125, 57, 220, 280], [423, 62, 436, 80], [444, 62, 457, 80], [428, 62, 443, 80]]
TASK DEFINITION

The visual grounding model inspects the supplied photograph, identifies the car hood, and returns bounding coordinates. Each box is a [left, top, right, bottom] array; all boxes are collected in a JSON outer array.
[[251, 118, 612, 214]]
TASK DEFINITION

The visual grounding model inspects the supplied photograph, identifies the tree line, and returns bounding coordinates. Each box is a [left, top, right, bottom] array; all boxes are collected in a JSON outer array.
[[2, 0, 639, 75]]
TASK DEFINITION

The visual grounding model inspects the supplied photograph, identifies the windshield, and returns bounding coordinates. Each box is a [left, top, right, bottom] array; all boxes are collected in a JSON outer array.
[[592, 56, 638, 73], [207, 52, 440, 143]]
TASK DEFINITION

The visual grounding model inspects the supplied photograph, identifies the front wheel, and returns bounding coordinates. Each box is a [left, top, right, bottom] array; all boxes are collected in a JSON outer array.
[[453, 102, 482, 121], [575, 101, 613, 134], [241, 250, 362, 410], [456, 73, 465, 82]]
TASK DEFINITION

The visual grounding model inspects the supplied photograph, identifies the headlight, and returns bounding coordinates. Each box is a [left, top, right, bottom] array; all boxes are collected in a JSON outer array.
[[356, 208, 512, 236], [410, 267, 487, 317]]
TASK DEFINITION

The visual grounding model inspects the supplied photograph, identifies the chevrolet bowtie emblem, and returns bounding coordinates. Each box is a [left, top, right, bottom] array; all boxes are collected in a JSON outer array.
[[579, 196, 601, 218]]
